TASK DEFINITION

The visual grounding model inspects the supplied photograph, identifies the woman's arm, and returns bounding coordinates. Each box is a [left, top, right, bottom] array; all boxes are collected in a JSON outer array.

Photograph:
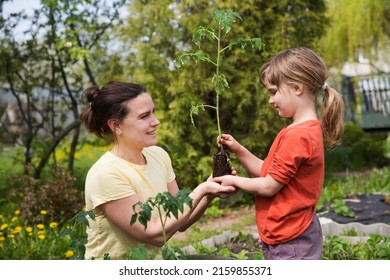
[[99, 181, 236, 247], [167, 180, 212, 232]]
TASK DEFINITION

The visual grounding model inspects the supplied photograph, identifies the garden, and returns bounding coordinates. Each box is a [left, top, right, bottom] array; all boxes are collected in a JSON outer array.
[[0, 123, 389, 260], [0, 0, 390, 261]]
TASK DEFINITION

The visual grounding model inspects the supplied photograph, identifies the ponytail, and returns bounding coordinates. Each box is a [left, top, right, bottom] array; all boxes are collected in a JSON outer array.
[[320, 85, 345, 148]]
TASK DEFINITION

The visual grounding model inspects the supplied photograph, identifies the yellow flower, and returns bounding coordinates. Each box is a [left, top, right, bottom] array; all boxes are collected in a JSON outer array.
[[14, 210, 20, 215], [49, 222, 58, 229], [1, 224, 8, 230], [25, 227, 33, 233], [38, 234, 45, 240], [0, 236, 5, 241], [38, 230, 45, 235], [13, 226, 22, 234], [65, 250, 74, 258], [11, 216, 18, 222], [8, 234, 15, 239], [37, 224, 44, 230], [40, 210, 47, 215]]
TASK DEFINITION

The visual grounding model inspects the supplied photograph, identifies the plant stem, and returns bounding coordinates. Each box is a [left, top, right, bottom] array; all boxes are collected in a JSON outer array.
[[216, 23, 222, 151], [157, 206, 168, 245]]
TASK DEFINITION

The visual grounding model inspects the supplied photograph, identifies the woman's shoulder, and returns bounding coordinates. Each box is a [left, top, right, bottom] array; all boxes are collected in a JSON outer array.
[[144, 145, 169, 156], [88, 151, 119, 172]]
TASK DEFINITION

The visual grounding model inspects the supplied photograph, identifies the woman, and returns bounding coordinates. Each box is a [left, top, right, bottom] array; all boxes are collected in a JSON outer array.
[[80, 81, 236, 259]]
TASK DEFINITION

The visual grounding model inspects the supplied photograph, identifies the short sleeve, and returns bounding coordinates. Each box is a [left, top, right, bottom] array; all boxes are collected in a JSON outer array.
[[86, 166, 136, 209], [268, 130, 312, 185]]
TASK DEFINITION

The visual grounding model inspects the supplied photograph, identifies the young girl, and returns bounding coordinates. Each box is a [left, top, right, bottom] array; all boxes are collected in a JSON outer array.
[[213, 47, 345, 260], [80, 81, 236, 259]]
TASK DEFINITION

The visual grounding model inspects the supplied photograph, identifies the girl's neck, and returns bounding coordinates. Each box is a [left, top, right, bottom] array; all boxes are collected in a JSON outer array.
[[290, 109, 318, 127]]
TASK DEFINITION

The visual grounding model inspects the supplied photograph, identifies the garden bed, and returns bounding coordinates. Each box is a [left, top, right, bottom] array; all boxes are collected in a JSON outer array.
[[179, 193, 390, 259]]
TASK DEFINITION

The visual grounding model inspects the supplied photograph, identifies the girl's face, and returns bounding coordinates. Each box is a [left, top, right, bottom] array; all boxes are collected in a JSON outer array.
[[265, 83, 299, 118], [115, 92, 160, 149]]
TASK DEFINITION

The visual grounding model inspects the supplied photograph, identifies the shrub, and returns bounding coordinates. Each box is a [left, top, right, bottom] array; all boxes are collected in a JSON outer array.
[[6, 166, 84, 225], [325, 122, 389, 172]]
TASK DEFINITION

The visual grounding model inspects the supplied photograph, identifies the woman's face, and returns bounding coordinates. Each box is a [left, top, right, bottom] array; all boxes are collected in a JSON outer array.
[[116, 92, 160, 149]]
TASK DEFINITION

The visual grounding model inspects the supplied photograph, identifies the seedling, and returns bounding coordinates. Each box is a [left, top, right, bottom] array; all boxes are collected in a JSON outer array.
[[130, 190, 192, 260], [174, 9, 265, 177]]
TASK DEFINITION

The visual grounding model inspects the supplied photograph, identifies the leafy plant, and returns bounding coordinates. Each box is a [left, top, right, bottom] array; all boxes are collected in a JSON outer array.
[[6, 166, 84, 225], [60, 210, 95, 260], [330, 199, 355, 218], [130, 190, 192, 260], [322, 234, 390, 260], [174, 9, 265, 176]]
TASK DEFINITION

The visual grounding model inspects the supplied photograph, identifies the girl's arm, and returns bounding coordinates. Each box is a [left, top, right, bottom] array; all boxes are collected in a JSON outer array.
[[213, 174, 283, 197]]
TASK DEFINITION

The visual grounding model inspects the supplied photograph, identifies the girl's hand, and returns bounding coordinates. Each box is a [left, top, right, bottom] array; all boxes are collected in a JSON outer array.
[[217, 134, 241, 154], [212, 175, 237, 187]]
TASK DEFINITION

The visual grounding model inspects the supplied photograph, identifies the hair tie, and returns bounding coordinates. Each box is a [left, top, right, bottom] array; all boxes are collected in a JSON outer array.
[[89, 102, 93, 107], [321, 82, 328, 91]]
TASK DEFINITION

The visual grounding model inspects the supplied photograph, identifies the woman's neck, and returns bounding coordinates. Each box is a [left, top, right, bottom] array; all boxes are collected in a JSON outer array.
[[110, 145, 146, 165]]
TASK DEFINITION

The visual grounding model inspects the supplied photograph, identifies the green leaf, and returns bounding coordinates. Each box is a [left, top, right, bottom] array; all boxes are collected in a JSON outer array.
[[193, 26, 216, 47], [214, 10, 242, 34], [127, 243, 149, 260], [212, 74, 229, 94], [235, 38, 265, 51], [130, 213, 138, 226], [173, 54, 190, 68], [162, 246, 178, 260]]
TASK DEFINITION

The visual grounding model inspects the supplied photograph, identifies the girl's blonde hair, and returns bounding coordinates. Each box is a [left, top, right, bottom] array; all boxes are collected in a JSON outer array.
[[259, 47, 345, 148]]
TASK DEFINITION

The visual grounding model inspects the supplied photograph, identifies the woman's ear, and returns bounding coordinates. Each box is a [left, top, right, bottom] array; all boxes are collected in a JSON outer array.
[[107, 119, 122, 135]]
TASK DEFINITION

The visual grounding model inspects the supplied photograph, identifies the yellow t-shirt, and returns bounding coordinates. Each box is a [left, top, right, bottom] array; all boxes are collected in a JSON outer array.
[[84, 146, 176, 259]]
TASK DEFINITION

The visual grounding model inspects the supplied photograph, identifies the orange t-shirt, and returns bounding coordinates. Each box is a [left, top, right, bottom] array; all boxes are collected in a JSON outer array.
[[256, 120, 324, 245]]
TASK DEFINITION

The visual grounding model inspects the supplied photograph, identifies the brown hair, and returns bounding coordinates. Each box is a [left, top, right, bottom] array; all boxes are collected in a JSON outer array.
[[259, 47, 344, 148], [80, 81, 147, 138]]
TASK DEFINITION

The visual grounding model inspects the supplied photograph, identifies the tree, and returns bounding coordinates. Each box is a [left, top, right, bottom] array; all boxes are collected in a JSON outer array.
[[0, 0, 126, 178], [319, 0, 390, 67], [116, 0, 328, 189]]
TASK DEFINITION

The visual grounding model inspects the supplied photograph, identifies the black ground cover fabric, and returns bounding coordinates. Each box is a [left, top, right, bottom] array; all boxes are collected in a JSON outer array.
[[325, 194, 390, 225]]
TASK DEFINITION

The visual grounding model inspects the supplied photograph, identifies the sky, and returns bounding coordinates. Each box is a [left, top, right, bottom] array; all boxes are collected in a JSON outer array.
[[3, 0, 40, 15], [2, 0, 128, 40], [2, 0, 41, 39]]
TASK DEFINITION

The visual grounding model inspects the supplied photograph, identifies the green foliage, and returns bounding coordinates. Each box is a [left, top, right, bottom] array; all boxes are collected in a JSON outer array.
[[0, 210, 73, 260], [60, 210, 95, 259], [5, 166, 84, 225], [322, 234, 390, 260], [174, 9, 265, 140], [325, 123, 390, 172], [317, 166, 390, 211], [117, 1, 327, 189], [130, 190, 192, 260], [319, 0, 390, 67], [204, 198, 224, 218], [330, 199, 355, 218]]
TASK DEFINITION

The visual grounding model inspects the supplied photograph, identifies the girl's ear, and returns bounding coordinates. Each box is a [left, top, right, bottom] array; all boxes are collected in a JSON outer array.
[[107, 119, 122, 135], [294, 83, 304, 96]]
